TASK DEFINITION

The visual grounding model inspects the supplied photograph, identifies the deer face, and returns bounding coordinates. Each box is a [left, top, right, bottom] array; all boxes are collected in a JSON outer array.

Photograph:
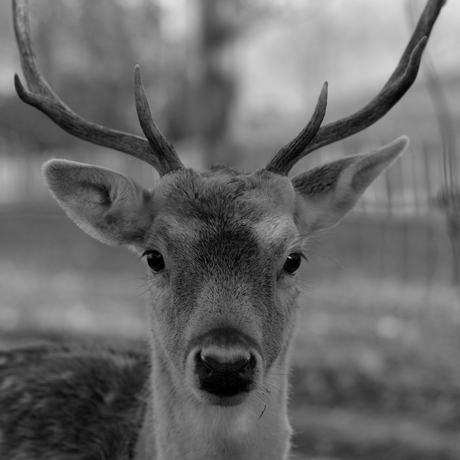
[[43, 136, 407, 407], [143, 168, 300, 405]]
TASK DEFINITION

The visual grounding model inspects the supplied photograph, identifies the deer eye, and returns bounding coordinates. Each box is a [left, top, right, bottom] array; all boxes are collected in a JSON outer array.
[[144, 250, 165, 272], [283, 253, 302, 274]]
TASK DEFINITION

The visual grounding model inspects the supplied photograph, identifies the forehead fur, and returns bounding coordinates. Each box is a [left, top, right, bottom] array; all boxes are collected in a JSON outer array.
[[146, 168, 299, 257], [154, 167, 296, 222]]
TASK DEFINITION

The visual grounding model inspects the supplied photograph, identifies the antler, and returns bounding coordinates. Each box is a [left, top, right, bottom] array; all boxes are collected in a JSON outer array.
[[265, 82, 328, 176], [12, 0, 183, 177], [265, 0, 446, 176]]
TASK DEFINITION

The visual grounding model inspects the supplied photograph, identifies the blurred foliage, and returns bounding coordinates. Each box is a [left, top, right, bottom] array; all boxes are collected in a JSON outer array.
[[1, 0, 162, 149], [0, 0, 277, 165], [1, 0, 459, 168]]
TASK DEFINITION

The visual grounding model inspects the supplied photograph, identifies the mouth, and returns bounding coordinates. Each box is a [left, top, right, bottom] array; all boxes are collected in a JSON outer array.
[[198, 389, 251, 407]]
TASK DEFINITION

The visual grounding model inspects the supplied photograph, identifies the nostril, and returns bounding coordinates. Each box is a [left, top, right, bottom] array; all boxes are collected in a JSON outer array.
[[233, 357, 251, 373], [195, 352, 212, 378], [200, 354, 218, 370], [238, 355, 257, 378]]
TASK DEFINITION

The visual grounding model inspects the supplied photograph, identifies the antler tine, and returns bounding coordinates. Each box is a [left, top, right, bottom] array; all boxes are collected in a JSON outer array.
[[265, 82, 328, 176], [385, 0, 446, 88], [12, 0, 57, 101], [134, 65, 183, 175], [266, 0, 446, 175], [12, 0, 181, 177]]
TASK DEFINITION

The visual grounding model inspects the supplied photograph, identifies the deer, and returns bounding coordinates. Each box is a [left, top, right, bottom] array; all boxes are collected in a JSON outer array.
[[0, 0, 445, 459]]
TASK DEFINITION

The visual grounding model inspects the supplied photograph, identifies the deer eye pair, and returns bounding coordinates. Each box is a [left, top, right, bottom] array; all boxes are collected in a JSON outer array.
[[144, 250, 165, 272], [144, 250, 302, 274], [283, 253, 302, 274]]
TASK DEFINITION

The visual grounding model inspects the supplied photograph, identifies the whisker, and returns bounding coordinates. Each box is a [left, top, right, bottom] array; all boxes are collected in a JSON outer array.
[[253, 391, 268, 407], [258, 404, 267, 420], [257, 389, 274, 405], [242, 400, 259, 418], [264, 380, 285, 393]]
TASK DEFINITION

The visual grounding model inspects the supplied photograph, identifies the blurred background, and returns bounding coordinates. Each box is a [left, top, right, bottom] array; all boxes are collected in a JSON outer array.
[[1, 0, 459, 458]]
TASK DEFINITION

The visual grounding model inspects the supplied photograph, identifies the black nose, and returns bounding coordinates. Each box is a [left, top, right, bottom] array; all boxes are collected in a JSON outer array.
[[195, 351, 257, 397]]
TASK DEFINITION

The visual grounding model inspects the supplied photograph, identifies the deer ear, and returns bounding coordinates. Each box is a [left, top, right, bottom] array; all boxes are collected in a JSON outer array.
[[43, 160, 153, 246], [292, 136, 409, 234]]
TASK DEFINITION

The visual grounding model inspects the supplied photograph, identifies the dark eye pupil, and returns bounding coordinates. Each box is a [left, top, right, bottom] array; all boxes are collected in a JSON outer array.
[[145, 250, 165, 272], [283, 253, 301, 274]]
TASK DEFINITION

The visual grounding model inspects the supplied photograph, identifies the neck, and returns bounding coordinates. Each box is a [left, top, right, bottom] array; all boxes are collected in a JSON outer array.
[[134, 343, 292, 460]]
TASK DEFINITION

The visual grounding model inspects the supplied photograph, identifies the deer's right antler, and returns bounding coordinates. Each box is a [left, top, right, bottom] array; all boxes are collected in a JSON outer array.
[[265, 0, 447, 176], [12, 0, 183, 177]]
